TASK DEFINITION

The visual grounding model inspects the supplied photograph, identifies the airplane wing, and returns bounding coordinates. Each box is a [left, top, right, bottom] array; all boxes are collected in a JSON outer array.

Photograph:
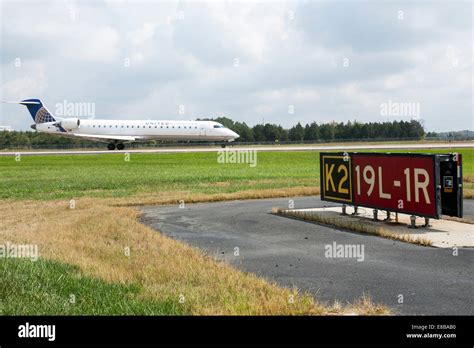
[[72, 134, 137, 143]]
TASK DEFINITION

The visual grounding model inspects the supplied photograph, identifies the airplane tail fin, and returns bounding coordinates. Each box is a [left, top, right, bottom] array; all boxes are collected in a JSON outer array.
[[16, 99, 56, 124]]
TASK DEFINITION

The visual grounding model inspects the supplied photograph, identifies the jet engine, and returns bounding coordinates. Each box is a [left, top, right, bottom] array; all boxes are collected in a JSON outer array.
[[55, 118, 80, 130]]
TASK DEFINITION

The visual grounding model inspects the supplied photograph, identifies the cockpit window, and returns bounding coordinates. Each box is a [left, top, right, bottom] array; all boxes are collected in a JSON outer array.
[[213, 124, 225, 128]]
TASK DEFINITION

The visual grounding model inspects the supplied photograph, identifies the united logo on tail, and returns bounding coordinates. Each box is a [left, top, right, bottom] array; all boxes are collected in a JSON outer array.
[[19, 99, 55, 124]]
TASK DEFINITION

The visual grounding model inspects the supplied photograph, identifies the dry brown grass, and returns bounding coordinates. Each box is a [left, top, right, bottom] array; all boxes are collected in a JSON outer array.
[[274, 209, 433, 247], [353, 294, 392, 315], [463, 188, 474, 199], [111, 186, 321, 207], [462, 175, 474, 199], [463, 175, 474, 183], [0, 195, 390, 315]]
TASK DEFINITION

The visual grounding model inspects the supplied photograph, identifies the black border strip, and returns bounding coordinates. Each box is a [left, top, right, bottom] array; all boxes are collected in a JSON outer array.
[[0, 315, 473, 345]]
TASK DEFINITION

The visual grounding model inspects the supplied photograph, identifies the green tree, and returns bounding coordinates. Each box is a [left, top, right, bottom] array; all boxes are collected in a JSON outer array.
[[263, 124, 280, 141], [288, 122, 305, 141], [304, 122, 319, 141], [319, 123, 335, 140], [252, 124, 266, 142], [233, 122, 254, 142], [278, 125, 289, 141]]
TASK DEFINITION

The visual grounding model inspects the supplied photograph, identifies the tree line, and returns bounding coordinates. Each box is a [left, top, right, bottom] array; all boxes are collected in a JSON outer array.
[[203, 117, 425, 142], [0, 119, 426, 148]]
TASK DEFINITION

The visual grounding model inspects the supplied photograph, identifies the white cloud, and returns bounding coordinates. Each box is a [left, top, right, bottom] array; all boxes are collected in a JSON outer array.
[[127, 22, 158, 46], [1, 62, 48, 100], [0, 0, 471, 132], [69, 26, 120, 62]]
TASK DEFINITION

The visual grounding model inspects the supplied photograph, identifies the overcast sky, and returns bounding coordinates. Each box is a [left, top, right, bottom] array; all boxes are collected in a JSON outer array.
[[0, 0, 472, 132]]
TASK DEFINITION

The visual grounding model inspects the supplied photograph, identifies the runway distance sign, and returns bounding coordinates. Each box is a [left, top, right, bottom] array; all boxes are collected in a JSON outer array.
[[351, 153, 440, 218], [320, 152, 443, 218], [320, 153, 353, 204]]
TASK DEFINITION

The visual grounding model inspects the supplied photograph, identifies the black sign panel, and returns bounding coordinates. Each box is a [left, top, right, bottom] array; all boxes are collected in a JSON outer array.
[[320, 153, 353, 204], [440, 154, 463, 218]]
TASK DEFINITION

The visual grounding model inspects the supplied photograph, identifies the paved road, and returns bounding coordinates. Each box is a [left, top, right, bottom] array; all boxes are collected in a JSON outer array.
[[140, 197, 474, 315], [0, 142, 472, 156]]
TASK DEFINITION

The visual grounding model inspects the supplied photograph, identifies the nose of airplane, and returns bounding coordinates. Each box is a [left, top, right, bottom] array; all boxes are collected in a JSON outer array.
[[228, 129, 239, 139]]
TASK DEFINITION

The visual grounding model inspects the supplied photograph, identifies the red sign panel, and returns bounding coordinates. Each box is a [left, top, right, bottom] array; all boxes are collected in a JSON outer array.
[[351, 154, 439, 217]]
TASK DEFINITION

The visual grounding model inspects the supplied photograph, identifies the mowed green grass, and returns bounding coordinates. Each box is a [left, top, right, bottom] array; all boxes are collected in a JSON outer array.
[[0, 148, 472, 200], [0, 257, 185, 315]]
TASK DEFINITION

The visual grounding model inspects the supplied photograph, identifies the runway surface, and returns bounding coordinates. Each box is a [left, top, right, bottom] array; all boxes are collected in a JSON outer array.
[[140, 196, 474, 315], [0, 142, 472, 156]]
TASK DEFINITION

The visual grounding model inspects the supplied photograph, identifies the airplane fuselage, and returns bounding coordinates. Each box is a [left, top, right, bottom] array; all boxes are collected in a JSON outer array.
[[11, 98, 239, 150], [36, 118, 239, 142]]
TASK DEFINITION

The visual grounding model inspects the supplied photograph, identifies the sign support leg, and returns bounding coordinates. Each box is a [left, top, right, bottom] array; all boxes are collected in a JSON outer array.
[[373, 209, 378, 221]]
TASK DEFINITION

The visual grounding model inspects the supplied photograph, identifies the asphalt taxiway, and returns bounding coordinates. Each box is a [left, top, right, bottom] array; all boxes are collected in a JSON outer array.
[[140, 196, 474, 315]]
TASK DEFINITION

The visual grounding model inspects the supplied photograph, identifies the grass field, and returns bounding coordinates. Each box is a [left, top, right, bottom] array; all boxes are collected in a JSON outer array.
[[0, 257, 185, 315], [0, 148, 472, 200], [0, 147, 472, 315], [0, 199, 388, 315]]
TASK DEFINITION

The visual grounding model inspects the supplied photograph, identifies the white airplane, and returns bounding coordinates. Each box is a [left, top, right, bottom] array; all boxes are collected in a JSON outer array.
[[6, 99, 239, 150]]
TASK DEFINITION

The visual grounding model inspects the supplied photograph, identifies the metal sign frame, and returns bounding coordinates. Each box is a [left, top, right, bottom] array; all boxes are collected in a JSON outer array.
[[320, 152, 443, 219]]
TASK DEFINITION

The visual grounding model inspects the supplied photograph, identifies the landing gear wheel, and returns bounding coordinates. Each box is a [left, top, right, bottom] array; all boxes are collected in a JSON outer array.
[[107, 143, 116, 150], [117, 143, 125, 150], [221, 144, 226, 148]]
